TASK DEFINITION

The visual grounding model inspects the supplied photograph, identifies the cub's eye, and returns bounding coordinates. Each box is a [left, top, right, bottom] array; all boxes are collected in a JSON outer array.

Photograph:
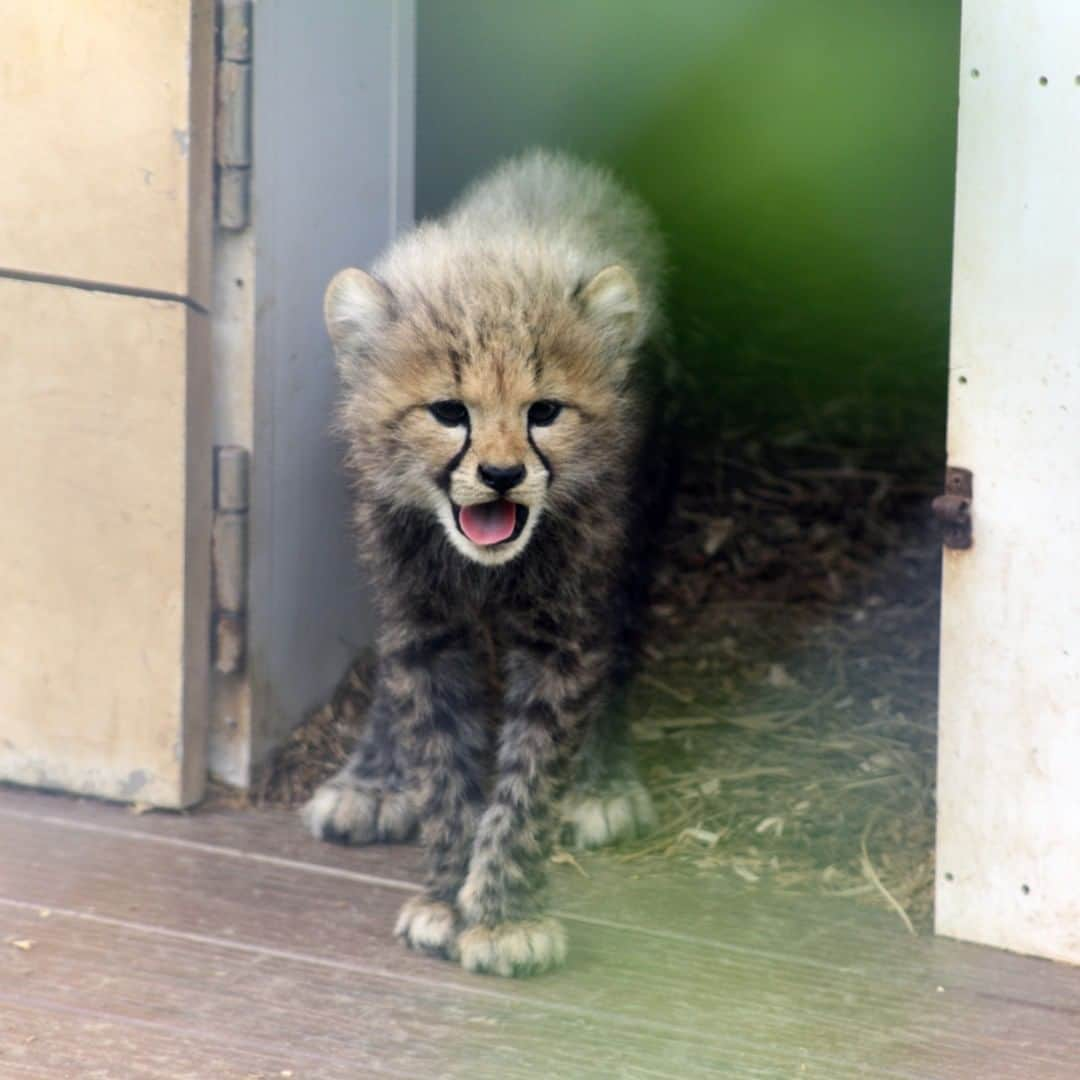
[[429, 400, 468, 426], [527, 400, 563, 426]]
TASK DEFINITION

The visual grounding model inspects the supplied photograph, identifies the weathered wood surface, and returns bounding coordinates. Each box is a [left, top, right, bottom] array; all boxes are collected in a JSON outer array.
[[1, 788, 1077, 1078]]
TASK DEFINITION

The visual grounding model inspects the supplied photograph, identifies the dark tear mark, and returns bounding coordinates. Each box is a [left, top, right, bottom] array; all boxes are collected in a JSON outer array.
[[527, 429, 554, 486], [437, 422, 471, 493]]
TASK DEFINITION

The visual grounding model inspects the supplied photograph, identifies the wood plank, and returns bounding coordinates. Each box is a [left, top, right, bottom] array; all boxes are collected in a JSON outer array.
[[10, 790, 1078, 1015], [938, 0, 1080, 965], [2, 806, 875, 1077], [1, 903, 720, 1080], [0, 282, 211, 808], [2, 790, 1078, 1078], [0, 0, 214, 304], [0, 1002, 376, 1080]]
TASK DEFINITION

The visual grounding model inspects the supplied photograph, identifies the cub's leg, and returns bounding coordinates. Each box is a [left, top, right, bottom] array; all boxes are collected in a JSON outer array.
[[389, 625, 491, 960], [456, 627, 606, 977], [562, 689, 656, 850], [557, 416, 671, 852], [301, 690, 418, 846]]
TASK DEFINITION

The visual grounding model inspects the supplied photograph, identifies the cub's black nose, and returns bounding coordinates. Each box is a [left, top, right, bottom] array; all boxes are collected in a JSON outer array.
[[478, 463, 526, 494]]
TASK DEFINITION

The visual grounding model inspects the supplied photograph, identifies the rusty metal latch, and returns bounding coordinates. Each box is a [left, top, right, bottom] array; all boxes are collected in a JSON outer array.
[[932, 466, 973, 550]]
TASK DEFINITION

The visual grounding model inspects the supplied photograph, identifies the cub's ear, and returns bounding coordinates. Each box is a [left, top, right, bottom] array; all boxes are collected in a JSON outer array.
[[576, 265, 642, 356], [324, 268, 396, 356]]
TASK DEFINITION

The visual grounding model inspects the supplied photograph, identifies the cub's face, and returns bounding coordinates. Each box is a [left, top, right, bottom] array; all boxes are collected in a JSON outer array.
[[326, 262, 641, 567]]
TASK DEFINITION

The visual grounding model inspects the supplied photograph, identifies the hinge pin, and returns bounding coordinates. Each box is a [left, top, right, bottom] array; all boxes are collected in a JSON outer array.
[[212, 446, 249, 673], [216, 0, 252, 230]]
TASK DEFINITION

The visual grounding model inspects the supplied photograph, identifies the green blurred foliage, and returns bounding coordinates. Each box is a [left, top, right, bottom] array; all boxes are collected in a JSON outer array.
[[614, 1, 960, 444], [418, 1, 961, 446]]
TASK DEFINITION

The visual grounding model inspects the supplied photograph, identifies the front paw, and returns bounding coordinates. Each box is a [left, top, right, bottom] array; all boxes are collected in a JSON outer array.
[[394, 895, 459, 960], [457, 917, 568, 977], [561, 780, 657, 850], [301, 771, 417, 845]]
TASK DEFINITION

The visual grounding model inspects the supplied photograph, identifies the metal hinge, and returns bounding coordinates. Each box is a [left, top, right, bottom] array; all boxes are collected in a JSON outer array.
[[216, 0, 252, 230], [212, 446, 249, 673], [932, 466, 973, 550]]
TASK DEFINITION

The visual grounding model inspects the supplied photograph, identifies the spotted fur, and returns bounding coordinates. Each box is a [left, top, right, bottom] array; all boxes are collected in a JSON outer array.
[[304, 151, 667, 977]]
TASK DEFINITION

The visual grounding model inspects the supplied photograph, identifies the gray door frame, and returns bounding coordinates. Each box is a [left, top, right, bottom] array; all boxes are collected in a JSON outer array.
[[210, 0, 415, 785]]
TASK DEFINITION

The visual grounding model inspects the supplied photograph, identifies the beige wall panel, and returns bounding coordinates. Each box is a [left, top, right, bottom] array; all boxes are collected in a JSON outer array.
[[0, 279, 210, 808], [0, 0, 214, 304]]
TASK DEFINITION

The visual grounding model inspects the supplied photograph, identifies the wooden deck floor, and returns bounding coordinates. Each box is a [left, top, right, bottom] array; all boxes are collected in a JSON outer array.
[[1, 786, 1077, 1079]]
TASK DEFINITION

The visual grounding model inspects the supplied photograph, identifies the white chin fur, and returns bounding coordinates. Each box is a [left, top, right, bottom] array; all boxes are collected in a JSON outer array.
[[436, 501, 542, 567]]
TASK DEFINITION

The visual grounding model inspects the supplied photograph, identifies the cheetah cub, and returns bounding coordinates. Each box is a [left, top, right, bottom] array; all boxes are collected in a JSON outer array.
[[304, 150, 665, 977]]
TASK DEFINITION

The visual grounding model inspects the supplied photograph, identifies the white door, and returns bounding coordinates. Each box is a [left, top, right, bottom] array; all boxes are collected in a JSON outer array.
[[936, 0, 1080, 965]]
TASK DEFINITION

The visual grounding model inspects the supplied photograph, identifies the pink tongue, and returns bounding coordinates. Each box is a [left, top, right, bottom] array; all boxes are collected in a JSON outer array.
[[459, 500, 517, 546]]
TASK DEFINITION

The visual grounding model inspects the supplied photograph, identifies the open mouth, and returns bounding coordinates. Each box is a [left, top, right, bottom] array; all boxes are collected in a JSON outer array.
[[453, 500, 529, 547]]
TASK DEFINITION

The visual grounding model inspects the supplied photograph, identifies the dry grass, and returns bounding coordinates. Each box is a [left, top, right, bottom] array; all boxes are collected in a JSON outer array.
[[623, 432, 940, 930], [259, 422, 942, 932]]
